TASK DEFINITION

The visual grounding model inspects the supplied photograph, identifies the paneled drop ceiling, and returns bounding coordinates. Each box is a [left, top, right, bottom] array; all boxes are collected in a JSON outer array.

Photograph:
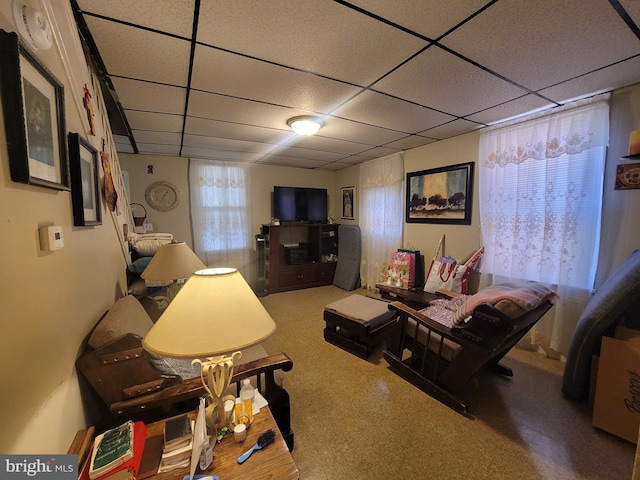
[[73, 0, 640, 170]]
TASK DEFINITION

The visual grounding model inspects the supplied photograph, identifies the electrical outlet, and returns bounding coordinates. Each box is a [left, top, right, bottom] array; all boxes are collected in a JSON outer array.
[[144, 222, 154, 232]]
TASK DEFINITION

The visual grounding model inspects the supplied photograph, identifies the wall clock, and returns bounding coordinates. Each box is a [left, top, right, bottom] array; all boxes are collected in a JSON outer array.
[[145, 180, 181, 212]]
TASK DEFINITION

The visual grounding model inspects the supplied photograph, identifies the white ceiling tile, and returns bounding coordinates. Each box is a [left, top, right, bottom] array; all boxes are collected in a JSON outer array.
[[132, 131, 182, 145], [383, 135, 438, 150], [538, 57, 640, 104], [356, 146, 402, 159], [191, 45, 362, 113], [182, 134, 275, 154], [466, 95, 554, 125], [181, 145, 265, 161], [184, 116, 291, 145], [417, 119, 482, 140], [373, 46, 529, 117], [339, 155, 376, 165], [136, 143, 181, 155], [258, 155, 329, 168], [282, 135, 371, 156], [115, 143, 135, 154], [77, 0, 195, 38], [125, 111, 184, 133], [187, 90, 297, 130], [84, 16, 191, 86], [346, 0, 490, 39], [441, 0, 640, 91], [333, 90, 455, 133], [112, 78, 186, 115], [79, 1, 640, 170], [197, 0, 427, 86], [268, 145, 347, 162], [320, 118, 406, 146], [620, 0, 640, 25]]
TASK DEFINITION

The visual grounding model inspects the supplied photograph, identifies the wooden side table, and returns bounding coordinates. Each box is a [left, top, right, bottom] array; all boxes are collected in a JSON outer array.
[[69, 405, 299, 480]]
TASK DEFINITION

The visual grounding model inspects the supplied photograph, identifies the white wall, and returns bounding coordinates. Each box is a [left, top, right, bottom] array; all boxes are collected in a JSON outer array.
[[597, 83, 640, 285], [120, 154, 192, 246], [0, 2, 130, 453], [120, 157, 339, 246], [402, 131, 482, 262]]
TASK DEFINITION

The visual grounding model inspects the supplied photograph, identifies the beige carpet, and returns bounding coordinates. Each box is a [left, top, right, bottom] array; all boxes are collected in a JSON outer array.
[[259, 285, 635, 480]]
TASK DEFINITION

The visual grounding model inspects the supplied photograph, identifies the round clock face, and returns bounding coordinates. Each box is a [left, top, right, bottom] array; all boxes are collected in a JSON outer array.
[[145, 181, 180, 212]]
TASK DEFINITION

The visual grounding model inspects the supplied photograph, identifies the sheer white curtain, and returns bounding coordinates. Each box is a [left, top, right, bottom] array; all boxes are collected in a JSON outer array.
[[478, 94, 610, 357], [189, 159, 253, 280], [359, 152, 404, 289]]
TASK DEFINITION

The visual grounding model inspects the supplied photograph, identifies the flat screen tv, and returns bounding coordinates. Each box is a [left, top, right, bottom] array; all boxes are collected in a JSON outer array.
[[273, 186, 328, 223]]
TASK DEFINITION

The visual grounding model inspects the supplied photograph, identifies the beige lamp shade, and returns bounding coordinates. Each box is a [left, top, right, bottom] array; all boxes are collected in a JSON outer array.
[[141, 242, 206, 281], [142, 268, 276, 358]]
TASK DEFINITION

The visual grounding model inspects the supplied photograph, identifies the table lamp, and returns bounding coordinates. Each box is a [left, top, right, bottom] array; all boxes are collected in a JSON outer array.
[[142, 267, 276, 432], [141, 242, 206, 300]]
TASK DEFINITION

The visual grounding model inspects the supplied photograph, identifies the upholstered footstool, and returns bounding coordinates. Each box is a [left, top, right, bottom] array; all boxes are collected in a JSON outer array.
[[323, 294, 396, 359]]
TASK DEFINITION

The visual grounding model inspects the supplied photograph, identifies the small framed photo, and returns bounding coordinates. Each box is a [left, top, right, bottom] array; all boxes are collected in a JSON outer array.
[[0, 31, 68, 190], [406, 162, 474, 225], [341, 186, 355, 220], [614, 162, 640, 190], [68, 133, 101, 226]]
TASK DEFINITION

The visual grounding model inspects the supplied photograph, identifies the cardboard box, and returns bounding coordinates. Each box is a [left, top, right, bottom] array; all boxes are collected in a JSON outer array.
[[592, 327, 640, 443]]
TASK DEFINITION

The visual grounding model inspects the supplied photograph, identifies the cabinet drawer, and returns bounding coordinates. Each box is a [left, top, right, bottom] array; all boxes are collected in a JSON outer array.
[[279, 265, 318, 287]]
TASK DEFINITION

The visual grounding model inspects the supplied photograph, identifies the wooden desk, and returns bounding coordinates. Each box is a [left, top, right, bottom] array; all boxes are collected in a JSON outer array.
[[70, 406, 298, 480], [376, 284, 439, 310]]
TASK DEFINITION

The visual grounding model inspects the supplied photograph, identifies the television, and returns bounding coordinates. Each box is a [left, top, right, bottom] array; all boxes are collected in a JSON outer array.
[[273, 186, 328, 223]]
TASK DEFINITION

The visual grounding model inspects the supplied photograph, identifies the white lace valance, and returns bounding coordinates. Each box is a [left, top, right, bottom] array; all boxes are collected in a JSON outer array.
[[481, 94, 610, 168]]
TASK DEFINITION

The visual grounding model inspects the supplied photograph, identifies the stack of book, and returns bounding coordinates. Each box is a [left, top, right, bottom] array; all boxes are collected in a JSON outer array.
[[157, 413, 194, 473], [83, 420, 146, 480]]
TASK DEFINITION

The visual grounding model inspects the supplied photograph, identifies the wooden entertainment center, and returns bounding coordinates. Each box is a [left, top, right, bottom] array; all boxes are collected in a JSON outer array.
[[261, 223, 339, 293]]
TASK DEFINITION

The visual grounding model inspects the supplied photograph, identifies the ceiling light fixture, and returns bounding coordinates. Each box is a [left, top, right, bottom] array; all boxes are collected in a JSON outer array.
[[287, 116, 324, 136]]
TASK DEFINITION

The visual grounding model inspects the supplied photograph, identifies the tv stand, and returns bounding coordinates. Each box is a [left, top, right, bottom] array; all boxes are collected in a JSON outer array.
[[261, 223, 339, 293]]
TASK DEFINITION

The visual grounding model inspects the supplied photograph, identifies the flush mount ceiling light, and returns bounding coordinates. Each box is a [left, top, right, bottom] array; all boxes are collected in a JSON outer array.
[[13, 0, 53, 51], [287, 116, 324, 136]]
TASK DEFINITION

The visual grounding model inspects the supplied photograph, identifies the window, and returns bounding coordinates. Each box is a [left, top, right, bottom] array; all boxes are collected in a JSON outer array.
[[189, 159, 252, 277], [478, 94, 610, 355]]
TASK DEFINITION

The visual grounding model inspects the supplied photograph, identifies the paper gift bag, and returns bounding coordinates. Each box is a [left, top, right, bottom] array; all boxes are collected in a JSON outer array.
[[390, 251, 415, 288]]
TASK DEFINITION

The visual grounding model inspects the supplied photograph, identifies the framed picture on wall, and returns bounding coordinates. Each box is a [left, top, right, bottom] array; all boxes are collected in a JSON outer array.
[[68, 133, 101, 226], [406, 162, 474, 225], [0, 31, 68, 191], [341, 186, 355, 220]]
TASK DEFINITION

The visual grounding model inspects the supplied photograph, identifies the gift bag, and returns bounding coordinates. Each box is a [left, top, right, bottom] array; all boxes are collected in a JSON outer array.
[[397, 247, 424, 288], [379, 261, 410, 289], [390, 251, 414, 288], [423, 235, 484, 295]]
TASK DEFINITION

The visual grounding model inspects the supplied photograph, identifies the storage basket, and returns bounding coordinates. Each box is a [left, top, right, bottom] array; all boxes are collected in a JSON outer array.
[[130, 203, 147, 226]]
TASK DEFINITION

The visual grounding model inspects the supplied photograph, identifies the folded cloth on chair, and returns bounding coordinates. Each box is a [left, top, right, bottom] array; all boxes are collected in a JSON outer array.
[[420, 281, 559, 327]]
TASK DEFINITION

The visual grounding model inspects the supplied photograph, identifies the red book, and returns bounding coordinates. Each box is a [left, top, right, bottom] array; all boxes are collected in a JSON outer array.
[[81, 422, 147, 480]]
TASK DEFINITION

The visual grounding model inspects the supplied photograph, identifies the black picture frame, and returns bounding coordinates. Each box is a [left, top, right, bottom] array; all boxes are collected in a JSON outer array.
[[406, 162, 474, 225], [341, 186, 355, 220], [0, 30, 68, 191], [68, 132, 101, 226]]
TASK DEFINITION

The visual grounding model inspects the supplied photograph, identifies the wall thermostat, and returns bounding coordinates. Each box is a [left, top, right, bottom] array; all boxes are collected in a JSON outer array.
[[39, 225, 64, 251]]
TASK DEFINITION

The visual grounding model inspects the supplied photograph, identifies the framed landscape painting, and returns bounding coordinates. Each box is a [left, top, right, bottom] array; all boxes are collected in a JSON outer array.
[[0, 31, 68, 191], [406, 162, 474, 225]]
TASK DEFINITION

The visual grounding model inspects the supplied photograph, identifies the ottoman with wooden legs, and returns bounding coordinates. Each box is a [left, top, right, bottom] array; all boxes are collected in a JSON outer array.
[[323, 294, 396, 359]]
